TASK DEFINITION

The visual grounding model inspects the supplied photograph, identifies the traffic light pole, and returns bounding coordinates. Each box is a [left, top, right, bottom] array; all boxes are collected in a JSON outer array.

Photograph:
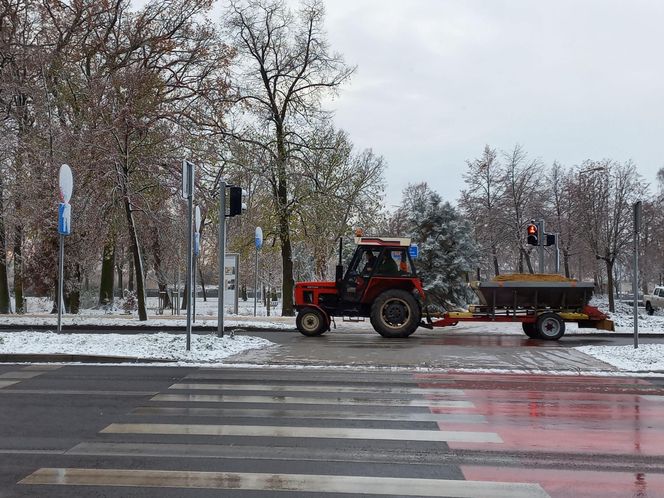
[[537, 220, 545, 274], [633, 201, 642, 349], [217, 180, 226, 338], [185, 162, 194, 351]]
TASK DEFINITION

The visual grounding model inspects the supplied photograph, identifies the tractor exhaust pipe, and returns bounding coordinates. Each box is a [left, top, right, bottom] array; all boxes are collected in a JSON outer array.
[[335, 237, 343, 283]]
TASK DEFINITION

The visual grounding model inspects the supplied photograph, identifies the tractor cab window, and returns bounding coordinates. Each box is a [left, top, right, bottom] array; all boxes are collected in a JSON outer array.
[[359, 248, 380, 276], [374, 249, 409, 276], [345, 247, 380, 279], [375, 250, 398, 275]]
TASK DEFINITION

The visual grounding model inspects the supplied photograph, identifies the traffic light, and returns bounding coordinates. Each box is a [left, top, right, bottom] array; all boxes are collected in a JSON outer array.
[[545, 233, 556, 246], [228, 186, 246, 217], [527, 223, 539, 246]]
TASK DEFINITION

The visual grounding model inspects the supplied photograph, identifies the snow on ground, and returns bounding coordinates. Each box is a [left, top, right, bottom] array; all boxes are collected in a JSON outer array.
[[6, 296, 294, 329], [576, 344, 664, 373], [0, 331, 274, 366], [0, 314, 295, 330], [3, 293, 663, 373], [570, 296, 664, 373], [590, 295, 664, 332]]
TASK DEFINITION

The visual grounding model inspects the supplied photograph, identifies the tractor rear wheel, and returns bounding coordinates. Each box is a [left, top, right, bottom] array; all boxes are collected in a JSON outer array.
[[296, 307, 327, 337], [370, 290, 420, 338], [522, 322, 540, 339], [536, 312, 565, 340]]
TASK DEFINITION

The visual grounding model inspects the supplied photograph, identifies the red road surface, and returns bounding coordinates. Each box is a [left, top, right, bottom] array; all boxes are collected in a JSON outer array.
[[416, 372, 664, 498]]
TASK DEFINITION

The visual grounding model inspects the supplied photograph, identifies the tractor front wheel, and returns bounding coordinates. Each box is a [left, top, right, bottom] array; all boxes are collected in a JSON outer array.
[[296, 307, 328, 337], [370, 290, 420, 338]]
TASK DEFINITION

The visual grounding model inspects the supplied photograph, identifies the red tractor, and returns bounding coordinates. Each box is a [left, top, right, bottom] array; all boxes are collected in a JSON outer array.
[[294, 237, 425, 338]]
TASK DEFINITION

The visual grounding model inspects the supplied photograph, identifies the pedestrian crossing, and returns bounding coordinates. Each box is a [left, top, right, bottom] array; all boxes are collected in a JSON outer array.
[[0, 365, 61, 389], [17, 368, 550, 497]]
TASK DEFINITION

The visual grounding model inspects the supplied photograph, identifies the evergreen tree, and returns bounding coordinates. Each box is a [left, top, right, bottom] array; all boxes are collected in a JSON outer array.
[[399, 184, 479, 310]]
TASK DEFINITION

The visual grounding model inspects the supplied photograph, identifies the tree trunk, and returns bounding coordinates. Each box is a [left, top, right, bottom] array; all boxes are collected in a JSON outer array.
[[605, 259, 615, 312], [276, 124, 294, 316], [279, 225, 294, 316], [521, 248, 534, 274], [128, 257, 134, 292], [116, 263, 123, 297], [0, 175, 11, 314], [199, 265, 207, 301], [491, 245, 499, 277], [68, 264, 81, 314], [13, 225, 23, 313], [122, 189, 147, 321], [266, 286, 271, 316], [181, 283, 188, 310], [98, 239, 115, 306], [152, 233, 171, 309], [562, 248, 571, 278]]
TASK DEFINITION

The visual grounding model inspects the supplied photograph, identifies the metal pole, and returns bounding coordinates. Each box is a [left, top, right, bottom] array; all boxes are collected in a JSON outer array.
[[217, 180, 226, 337], [555, 233, 560, 274], [57, 234, 64, 333], [633, 201, 642, 348], [254, 246, 258, 316], [538, 220, 545, 274], [192, 256, 196, 323], [185, 162, 194, 351]]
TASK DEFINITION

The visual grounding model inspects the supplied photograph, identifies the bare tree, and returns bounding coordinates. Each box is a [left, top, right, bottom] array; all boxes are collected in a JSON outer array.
[[574, 160, 646, 312], [497, 144, 545, 273], [547, 162, 576, 277], [222, 0, 354, 315], [296, 127, 385, 280], [460, 145, 503, 277]]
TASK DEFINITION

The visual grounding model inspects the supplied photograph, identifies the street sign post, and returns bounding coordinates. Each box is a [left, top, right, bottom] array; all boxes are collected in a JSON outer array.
[[57, 164, 73, 333], [409, 244, 418, 259], [183, 160, 195, 350], [217, 180, 226, 337], [633, 201, 642, 349]]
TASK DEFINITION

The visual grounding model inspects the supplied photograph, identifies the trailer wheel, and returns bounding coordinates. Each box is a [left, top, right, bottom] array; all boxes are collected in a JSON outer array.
[[522, 322, 540, 339], [370, 290, 420, 338], [536, 312, 565, 340], [296, 307, 328, 337]]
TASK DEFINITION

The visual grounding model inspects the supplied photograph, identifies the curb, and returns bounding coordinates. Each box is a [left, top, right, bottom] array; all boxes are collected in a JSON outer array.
[[0, 324, 296, 333], [0, 353, 175, 363]]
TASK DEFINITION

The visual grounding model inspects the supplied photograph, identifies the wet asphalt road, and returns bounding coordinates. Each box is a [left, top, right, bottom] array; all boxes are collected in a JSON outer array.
[[1, 326, 664, 497], [226, 326, 664, 372], [1, 365, 664, 497]]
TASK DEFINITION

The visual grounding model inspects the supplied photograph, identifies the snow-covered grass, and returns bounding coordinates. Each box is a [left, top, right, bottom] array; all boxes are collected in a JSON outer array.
[[0, 331, 274, 365], [590, 295, 664, 332], [576, 344, 664, 373], [0, 314, 295, 330], [23, 296, 282, 318], [5, 296, 294, 330]]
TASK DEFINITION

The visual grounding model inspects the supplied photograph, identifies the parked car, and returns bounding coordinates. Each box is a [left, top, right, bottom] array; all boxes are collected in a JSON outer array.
[[644, 286, 664, 315]]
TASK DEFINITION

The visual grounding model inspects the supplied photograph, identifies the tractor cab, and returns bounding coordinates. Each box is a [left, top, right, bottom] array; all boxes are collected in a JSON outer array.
[[294, 236, 425, 338], [339, 237, 418, 303]]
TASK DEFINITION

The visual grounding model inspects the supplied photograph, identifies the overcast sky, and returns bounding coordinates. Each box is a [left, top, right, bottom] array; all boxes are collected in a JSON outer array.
[[136, 0, 664, 205], [316, 0, 664, 205]]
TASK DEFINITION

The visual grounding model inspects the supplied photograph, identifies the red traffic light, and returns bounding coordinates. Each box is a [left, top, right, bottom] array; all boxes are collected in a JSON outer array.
[[527, 224, 539, 245]]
